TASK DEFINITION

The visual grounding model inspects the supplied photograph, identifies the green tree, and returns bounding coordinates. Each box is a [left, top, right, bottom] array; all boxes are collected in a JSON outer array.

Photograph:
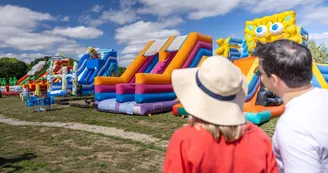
[[0, 57, 28, 84], [12, 61, 28, 79], [68, 57, 78, 66], [0, 57, 18, 64], [118, 67, 126, 76], [308, 40, 328, 64]]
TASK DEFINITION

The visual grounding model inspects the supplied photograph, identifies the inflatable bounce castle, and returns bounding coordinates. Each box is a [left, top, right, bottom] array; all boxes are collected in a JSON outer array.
[[17, 54, 71, 94], [76, 48, 118, 95], [0, 77, 21, 95], [95, 32, 212, 115], [47, 48, 118, 96], [47, 61, 78, 96]]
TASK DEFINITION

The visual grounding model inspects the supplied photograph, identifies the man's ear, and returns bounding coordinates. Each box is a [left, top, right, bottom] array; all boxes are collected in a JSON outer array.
[[270, 74, 280, 87]]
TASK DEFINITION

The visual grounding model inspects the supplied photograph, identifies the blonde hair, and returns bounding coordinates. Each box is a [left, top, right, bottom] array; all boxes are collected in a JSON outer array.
[[185, 115, 245, 142]]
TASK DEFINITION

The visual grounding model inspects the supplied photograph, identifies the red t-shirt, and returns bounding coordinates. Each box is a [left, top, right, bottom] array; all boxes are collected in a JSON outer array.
[[163, 122, 278, 173]]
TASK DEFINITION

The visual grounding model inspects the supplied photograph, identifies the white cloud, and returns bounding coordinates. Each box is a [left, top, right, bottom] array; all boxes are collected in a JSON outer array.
[[6, 34, 66, 51], [0, 27, 67, 51], [81, 0, 139, 26], [55, 40, 87, 55], [61, 16, 69, 22], [88, 19, 105, 26], [0, 5, 91, 61], [241, 0, 328, 26], [46, 26, 104, 39], [242, 0, 321, 13], [121, 44, 146, 54], [118, 54, 136, 67], [80, 0, 328, 27], [78, 4, 105, 26], [0, 5, 54, 29], [100, 9, 138, 25], [135, 0, 328, 22], [300, 5, 328, 25], [42, 24, 52, 29], [118, 59, 134, 67], [0, 5, 66, 51], [0, 26, 87, 55], [100, 0, 138, 25], [309, 32, 328, 46], [0, 53, 48, 63], [115, 18, 182, 44], [307, 7, 328, 23], [121, 0, 137, 8], [86, 0, 316, 27], [115, 17, 182, 67], [310, 32, 328, 40], [137, 0, 240, 19], [79, 14, 105, 27], [91, 4, 103, 13]]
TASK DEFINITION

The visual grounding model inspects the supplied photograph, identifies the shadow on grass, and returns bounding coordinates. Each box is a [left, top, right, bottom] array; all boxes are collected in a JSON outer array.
[[25, 107, 65, 113], [0, 96, 11, 99], [0, 153, 37, 172], [47, 107, 65, 111], [0, 153, 37, 166]]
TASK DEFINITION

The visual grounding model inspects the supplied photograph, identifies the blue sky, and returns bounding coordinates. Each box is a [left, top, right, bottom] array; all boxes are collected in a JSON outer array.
[[0, 0, 328, 67]]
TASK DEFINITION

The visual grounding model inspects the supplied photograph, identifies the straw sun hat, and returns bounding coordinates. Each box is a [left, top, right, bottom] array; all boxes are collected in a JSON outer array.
[[172, 55, 248, 126]]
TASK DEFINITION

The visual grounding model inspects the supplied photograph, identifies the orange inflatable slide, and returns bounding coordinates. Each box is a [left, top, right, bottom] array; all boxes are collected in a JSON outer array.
[[172, 56, 285, 124]]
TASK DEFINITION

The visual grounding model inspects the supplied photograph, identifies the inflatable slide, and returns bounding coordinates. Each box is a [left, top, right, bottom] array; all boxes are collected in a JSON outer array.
[[17, 59, 70, 93], [239, 61, 328, 124], [172, 57, 328, 124], [172, 56, 285, 123], [312, 63, 328, 89], [96, 32, 212, 115], [17, 60, 51, 85], [50, 49, 118, 95]]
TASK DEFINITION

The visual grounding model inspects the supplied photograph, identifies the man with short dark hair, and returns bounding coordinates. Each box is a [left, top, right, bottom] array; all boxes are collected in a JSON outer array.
[[254, 39, 328, 173]]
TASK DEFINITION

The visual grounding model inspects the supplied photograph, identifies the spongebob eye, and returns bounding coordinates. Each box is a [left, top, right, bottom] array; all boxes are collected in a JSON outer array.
[[255, 25, 268, 38], [270, 22, 283, 35]]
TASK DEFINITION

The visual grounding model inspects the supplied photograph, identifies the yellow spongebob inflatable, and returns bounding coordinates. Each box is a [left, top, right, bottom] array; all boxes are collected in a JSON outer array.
[[216, 10, 309, 58], [245, 10, 308, 53]]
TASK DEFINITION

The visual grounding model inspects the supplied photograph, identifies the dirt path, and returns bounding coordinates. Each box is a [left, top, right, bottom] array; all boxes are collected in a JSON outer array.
[[0, 115, 168, 148]]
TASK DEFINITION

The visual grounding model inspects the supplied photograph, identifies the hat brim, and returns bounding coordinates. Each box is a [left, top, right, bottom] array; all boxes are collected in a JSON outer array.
[[172, 67, 248, 126]]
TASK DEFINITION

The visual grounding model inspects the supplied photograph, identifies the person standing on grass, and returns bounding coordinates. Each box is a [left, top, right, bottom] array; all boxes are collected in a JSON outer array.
[[254, 39, 328, 173], [163, 56, 278, 173]]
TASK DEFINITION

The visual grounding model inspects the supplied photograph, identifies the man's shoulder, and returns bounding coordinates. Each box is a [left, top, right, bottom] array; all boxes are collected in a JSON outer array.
[[275, 118, 299, 130], [289, 87, 328, 104], [302, 87, 328, 102], [282, 88, 328, 122], [274, 118, 314, 143]]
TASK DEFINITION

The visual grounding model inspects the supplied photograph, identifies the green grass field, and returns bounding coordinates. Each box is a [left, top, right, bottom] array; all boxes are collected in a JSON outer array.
[[0, 96, 278, 172]]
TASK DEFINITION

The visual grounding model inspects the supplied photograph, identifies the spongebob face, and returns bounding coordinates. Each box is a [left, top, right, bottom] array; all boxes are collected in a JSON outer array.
[[245, 11, 305, 53]]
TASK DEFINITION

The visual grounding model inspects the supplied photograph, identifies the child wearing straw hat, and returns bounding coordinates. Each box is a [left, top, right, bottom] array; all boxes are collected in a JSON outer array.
[[163, 55, 278, 173]]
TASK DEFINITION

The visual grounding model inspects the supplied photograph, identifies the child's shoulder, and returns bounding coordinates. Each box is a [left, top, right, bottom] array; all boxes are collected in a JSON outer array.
[[244, 122, 272, 142], [171, 125, 212, 141], [173, 125, 201, 136]]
